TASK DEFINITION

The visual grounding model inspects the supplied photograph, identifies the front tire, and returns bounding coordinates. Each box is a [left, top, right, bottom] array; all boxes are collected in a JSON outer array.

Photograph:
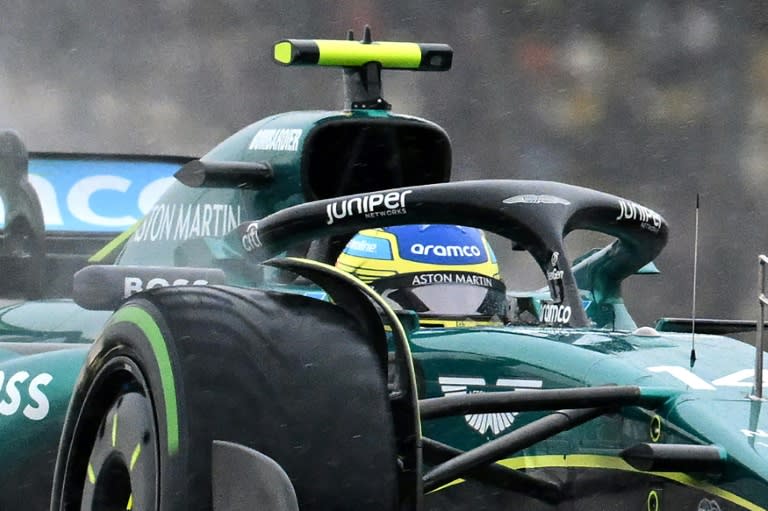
[[52, 285, 398, 511]]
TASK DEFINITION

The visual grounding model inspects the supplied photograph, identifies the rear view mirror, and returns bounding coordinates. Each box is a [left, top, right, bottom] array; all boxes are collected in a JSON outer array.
[[0, 131, 45, 298]]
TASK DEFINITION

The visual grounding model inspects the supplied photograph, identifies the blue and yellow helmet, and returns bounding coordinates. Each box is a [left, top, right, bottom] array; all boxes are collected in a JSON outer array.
[[336, 224, 508, 327]]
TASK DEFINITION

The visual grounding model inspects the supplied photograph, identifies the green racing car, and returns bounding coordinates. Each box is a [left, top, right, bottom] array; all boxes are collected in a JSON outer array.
[[0, 29, 767, 511]]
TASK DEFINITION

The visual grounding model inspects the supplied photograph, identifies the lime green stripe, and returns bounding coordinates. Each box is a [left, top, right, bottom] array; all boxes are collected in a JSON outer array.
[[109, 306, 179, 454], [427, 479, 462, 493], [433, 455, 763, 511], [87, 463, 96, 484], [315, 40, 421, 68], [130, 443, 142, 471], [89, 222, 140, 263], [126, 493, 133, 510], [111, 411, 118, 447]]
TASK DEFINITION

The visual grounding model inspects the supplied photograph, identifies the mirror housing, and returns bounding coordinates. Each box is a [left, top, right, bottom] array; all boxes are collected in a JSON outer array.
[[0, 131, 45, 298]]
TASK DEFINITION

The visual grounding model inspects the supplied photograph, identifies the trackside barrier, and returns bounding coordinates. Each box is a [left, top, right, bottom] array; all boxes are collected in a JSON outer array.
[[755, 255, 768, 398]]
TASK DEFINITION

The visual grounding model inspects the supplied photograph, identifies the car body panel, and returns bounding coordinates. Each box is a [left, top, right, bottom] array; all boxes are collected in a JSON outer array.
[[0, 345, 89, 509]]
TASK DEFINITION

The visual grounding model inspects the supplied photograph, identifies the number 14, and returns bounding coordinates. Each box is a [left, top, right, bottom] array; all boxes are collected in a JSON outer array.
[[647, 366, 767, 391]]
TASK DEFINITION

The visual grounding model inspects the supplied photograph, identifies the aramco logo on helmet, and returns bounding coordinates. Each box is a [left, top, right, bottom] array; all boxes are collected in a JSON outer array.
[[410, 243, 482, 258]]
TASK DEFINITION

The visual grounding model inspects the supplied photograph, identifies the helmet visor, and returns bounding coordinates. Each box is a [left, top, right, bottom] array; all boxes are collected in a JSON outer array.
[[371, 271, 507, 319]]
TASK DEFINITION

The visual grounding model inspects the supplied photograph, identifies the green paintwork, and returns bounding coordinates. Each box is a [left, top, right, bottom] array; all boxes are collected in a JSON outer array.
[[0, 300, 111, 343], [115, 108, 448, 277], [0, 345, 89, 488], [411, 326, 768, 507]]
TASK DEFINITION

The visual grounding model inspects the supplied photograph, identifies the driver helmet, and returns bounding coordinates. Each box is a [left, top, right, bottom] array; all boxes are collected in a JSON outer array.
[[336, 224, 508, 327]]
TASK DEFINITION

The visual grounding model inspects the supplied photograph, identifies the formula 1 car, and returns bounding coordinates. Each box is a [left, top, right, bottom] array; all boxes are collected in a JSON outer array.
[[1, 29, 767, 511]]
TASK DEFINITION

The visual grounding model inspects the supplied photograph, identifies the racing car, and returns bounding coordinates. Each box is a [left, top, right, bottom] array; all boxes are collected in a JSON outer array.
[[0, 29, 767, 511]]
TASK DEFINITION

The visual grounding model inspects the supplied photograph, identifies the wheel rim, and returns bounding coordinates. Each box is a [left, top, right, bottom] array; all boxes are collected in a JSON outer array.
[[65, 355, 159, 511], [80, 390, 157, 511]]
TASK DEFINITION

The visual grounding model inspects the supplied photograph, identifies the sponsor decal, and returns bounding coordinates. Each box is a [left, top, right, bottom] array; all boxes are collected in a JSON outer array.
[[410, 243, 482, 258], [247, 128, 302, 152], [0, 370, 52, 421], [241, 221, 262, 252], [397, 224, 487, 265], [343, 234, 393, 260], [0, 159, 181, 232], [132, 203, 241, 242], [123, 276, 210, 298], [540, 303, 572, 324], [616, 199, 662, 233], [546, 251, 563, 280], [439, 376, 543, 435], [411, 272, 495, 288], [546, 269, 564, 281], [503, 194, 570, 205], [325, 190, 412, 225]]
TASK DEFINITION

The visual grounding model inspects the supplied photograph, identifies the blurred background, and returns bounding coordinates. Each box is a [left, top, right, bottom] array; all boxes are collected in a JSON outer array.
[[1, 0, 767, 327]]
